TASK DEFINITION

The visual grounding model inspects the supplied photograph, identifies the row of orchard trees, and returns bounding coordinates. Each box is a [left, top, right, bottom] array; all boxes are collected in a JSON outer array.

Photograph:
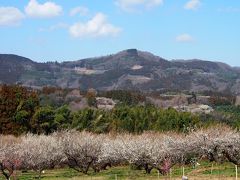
[[1, 126, 240, 179]]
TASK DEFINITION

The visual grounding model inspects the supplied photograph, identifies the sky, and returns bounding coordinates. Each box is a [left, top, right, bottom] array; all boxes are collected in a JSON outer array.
[[0, 0, 240, 66]]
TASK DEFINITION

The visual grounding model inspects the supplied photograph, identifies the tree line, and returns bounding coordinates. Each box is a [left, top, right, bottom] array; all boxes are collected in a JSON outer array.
[[1, 85, 240, 135]]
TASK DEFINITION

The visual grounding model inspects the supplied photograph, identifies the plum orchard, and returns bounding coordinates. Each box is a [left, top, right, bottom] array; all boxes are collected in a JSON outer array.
[[0, 126, 240, 179]]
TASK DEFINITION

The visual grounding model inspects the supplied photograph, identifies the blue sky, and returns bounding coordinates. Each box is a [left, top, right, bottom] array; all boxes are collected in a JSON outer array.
[[0, 0, 240, 66]]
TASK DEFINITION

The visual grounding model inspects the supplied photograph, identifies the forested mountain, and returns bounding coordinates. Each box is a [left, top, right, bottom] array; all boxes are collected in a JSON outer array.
[[1, 49, 240, 94]]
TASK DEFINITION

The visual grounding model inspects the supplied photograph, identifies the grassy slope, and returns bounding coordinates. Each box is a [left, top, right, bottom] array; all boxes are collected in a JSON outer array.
[[3, 161, 239, 180]]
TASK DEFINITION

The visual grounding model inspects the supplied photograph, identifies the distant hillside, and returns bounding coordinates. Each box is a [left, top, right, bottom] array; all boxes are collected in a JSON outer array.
[[1, 49, 240, 94]]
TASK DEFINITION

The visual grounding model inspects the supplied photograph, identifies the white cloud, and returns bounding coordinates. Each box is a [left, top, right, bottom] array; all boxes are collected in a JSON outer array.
[[176, 34, 194, 43], [115, 0, 163, 12], [70, 6, 89, 16], [0, 7, 24, 26], [69, 13, 122, 38], [25, 0, 62, 18], [184, 0, 201, 10]]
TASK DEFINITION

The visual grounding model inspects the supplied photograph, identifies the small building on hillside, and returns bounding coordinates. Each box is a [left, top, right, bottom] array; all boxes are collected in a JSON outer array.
[[96, 97, 116, 110]]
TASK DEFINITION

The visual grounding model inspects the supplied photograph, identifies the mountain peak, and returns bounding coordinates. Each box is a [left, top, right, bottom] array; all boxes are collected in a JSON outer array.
[[0, 51, 240, 94], [116, 49, 139, 57], [115, 49, 166, 63], [0, 54, 34, 63], [125, 49, 138, 55]]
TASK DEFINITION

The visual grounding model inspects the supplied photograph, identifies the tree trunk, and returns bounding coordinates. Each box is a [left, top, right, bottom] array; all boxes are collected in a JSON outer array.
[[82, 160, 94, 174], [4, 175, 10, 180], [102, 163, 111, 170], [144, 164, 152, 174], [0, 163, 11, 180], [38, 170, 42, 179], [1, 171, 10, 180]]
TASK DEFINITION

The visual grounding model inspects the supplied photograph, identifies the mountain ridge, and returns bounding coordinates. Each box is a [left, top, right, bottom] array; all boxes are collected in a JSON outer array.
[[1, 49, 240, 94]]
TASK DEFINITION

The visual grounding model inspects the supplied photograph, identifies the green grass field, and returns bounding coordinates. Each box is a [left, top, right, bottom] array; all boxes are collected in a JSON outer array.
[[1, 162, 239, 180]]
